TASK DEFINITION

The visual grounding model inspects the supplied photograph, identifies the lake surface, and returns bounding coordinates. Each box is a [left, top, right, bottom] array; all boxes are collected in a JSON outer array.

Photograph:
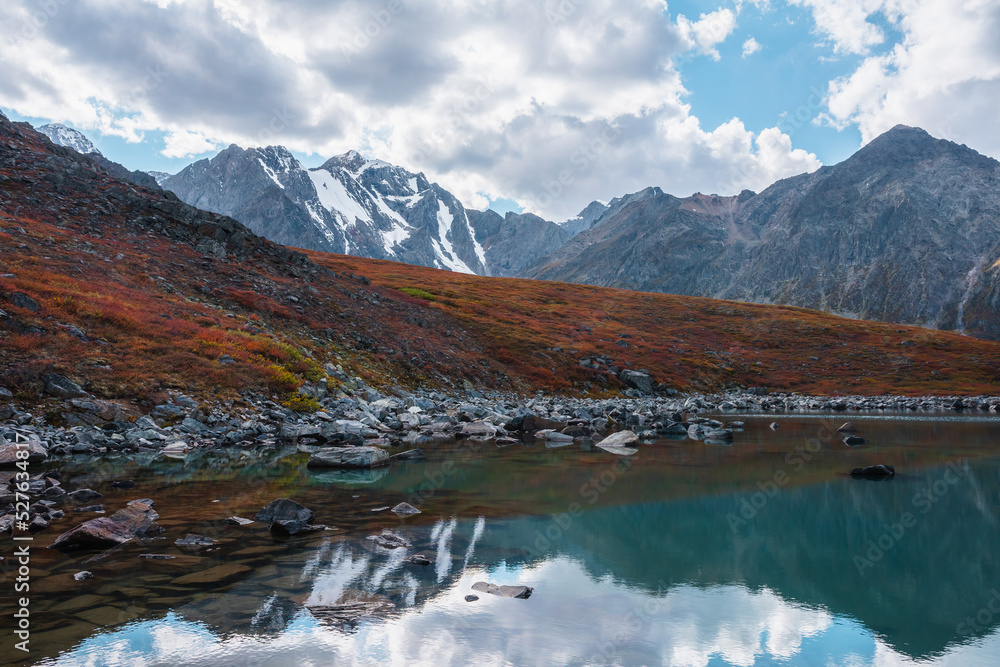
[[3, 414, 1000, 666]]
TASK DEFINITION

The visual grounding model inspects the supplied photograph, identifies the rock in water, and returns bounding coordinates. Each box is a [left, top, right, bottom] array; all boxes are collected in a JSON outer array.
[[307, 446, 390, 469], [769, 422, 780, 430], [49, 517, 137, 550], [470, 581, 533, 599], [843, 435, 868, 446], [404, 554, 431, 566], [850, 464, 895, 480], [175, 534, 217, 548], [108, 502, 161, 536], [367, 531, 412, 549], [837, 422, 857, 432], [596, 431, 639, 448], [224, 516, 254, 526], [391, 502, 421, 517], [254, 498, 315, 524], [73, 571, 93, 581]]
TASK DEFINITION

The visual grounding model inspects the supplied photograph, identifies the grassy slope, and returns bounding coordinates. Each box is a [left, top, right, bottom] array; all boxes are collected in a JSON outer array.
[[1, 114, 999, 406]]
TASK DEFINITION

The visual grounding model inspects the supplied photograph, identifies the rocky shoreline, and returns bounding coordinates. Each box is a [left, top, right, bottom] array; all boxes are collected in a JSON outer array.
[[3, 371, 999, 464], [2, 370, 999, 544]]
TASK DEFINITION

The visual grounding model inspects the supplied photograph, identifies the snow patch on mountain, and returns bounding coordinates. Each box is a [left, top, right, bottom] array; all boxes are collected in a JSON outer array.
[[309, 168, 372, 225]]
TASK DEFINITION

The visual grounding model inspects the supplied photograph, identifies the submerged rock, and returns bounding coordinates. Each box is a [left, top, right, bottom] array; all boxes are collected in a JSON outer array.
[[175, 534, 217, 548], [843, 435, 868, 446], [838, 422, 857, 432], [850, 464, 895, 480], [471, 581, 533, 599], [404, 554, 431, 566], [367, 531, 411, 549]]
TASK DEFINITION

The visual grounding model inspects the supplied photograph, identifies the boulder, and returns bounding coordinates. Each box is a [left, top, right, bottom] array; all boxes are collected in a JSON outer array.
[[43, 374, 87, 399], [68, 488, 103, 503], [619, 370, 653, 395], [470, 581, 533, 599], [49, 517, 136, 550], [254, 498, 314, 524], [535, 429, 574, 443], [307, 446, 390, 469], [843, 436, 868, 446], [595, 431, 638, 449], [108, 502, 161, 536], [391, 502, 421, 517], [0, 435, 47, 466]]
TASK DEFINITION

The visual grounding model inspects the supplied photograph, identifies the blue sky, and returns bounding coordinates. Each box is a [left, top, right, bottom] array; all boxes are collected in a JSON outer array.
[[2, 0, 998, 219]]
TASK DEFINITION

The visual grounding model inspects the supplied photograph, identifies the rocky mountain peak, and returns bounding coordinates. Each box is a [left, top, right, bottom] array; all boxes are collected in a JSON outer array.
[[37, 123, 101, 156]]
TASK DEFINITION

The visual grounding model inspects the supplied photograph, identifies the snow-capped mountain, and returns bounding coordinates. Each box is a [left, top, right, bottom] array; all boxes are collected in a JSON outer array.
[[163, 146, 491, 274], [37, 123, 100, 155], [146, 171, 173, 186]]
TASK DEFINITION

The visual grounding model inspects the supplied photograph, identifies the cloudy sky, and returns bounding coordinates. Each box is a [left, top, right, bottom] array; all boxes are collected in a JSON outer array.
[[1, 0, 998, 220]]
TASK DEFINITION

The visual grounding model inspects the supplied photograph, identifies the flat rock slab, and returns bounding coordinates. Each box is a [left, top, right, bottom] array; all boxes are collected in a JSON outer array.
[[109, 502, 161, 536], [254, 498, 315, 524], [471, 581, 533, 599], [535, 429, 574, 443], [224, 516, 254, 526], [596, 431, 639, 448], [50, 517, 135, 550], [172, 563, 252, 586], [307, 446, 390, 469], [390, 449, 425, 461]]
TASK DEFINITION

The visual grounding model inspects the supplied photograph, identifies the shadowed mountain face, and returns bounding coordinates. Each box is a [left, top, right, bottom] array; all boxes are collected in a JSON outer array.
[[467, 209, 571, 277], [524, 126, 1000, 339]]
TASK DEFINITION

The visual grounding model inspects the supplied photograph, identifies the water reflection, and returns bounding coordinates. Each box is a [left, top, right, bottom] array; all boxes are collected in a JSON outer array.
[[8, 416, 1000, 666]]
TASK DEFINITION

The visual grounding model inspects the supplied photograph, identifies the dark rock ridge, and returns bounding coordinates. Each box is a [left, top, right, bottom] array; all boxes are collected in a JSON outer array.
[[36, 122, 160, 190], [524, 126, 1000, 339]]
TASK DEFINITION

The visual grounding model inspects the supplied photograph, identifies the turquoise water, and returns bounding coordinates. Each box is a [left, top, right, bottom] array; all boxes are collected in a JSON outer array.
[[4, 414, 1000, 666]]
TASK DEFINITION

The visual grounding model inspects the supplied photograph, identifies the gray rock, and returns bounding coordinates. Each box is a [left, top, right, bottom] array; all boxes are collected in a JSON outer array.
[[175, 534, 217, 548], [224, 516, 254, 526], [843, 435, 868, 446], [73, 571, 93, 581], [595, 430, 639, 449], [390, 448, 425, 461], [367, 531, 411, 549], [619, 370, 653, 395], [270, 520, 325, 536], [307, 446, 390, 469], [404, 554, 431, 566], [43, 374, 87, 399], [465, 595, 480, 602], [254, 498, 315, 524], [68, 488, 103, 503], [0, 435, 47, 466], [391, 502, 421, 517], [8, 292, 40, 312]]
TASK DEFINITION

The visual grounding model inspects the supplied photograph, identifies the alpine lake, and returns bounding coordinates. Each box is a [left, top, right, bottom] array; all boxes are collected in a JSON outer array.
[[2, 412, 1000, 666]]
